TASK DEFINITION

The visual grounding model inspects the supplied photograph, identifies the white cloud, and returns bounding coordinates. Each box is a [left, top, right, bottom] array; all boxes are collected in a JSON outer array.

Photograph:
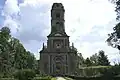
[[2, 0, 20, 36], [3, 18, 20, 35], [17, 2, 50, 43], [3, 0, 20, 17]]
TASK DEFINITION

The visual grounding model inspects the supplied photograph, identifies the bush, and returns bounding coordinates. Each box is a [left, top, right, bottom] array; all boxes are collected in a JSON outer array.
[[76, 66, 111, 76], [14, 69, 36, 80], [33, 75, 52, 80], [0, 73, 4, 78], [0, 72, 14, 79], [0, 78, 17, 80]]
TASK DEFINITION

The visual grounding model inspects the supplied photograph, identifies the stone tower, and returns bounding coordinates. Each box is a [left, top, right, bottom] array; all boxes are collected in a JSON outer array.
[[39, 3, 78, 76]]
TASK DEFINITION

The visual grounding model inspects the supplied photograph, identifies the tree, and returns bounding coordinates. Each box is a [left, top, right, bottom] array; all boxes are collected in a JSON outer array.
[[0, 26, 37, 76], [90, 53, 99, 66], [0, 27, 14, 75], [0, 27, 11, 40], [106, 23, 120, 50], [9, 37, 37, 70], [98, 50, 110, 66], [14, 69, 36, 80], [109, 0, 120, 20], [77, 53, 85, 67], [84, 57, 92, 67], [106, 0, 120, 50], [25, 51, 37, 70]]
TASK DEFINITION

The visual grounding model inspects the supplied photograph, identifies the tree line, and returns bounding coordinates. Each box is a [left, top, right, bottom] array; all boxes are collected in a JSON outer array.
[[0, 27, 38, 77], [77, 50, 110, 68]]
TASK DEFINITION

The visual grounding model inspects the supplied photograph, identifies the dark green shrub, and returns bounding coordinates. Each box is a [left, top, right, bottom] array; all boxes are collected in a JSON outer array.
[[0, 78, 17, 80], [77, 66, 112, 77], [33, 76, 52, 80], [0, 73, 4, 78], [14, 69, 36, 80]]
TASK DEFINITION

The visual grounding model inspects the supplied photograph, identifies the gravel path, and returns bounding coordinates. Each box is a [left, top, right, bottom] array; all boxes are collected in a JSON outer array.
[[56, 77, 66, 80]]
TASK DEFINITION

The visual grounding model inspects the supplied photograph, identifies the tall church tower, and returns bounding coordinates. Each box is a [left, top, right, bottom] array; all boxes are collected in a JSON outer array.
[[39, 3, 78, 76]]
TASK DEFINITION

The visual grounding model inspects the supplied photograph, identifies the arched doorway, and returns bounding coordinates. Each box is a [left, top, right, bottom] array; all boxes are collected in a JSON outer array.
[[53, 56, 64, 76]]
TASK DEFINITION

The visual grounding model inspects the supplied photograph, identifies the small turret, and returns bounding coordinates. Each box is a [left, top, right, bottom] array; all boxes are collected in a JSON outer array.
[[72, 42, 74, 49], [42, 43, 45, 49]]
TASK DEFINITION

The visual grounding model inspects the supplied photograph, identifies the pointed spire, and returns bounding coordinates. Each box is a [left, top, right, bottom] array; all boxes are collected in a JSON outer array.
[[72, 42, 74, 46], [43, 43, 44, 49], [72, 42, 74, 49]]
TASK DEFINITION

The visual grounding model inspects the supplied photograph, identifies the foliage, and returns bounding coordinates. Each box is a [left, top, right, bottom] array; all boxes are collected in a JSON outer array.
[[75, 66, 111, 77], [0, 78, 17, 80], [14, 69, 36, 80], [84, 58, 92, 67], [80, 50, 110, 67], [66, 75, 120, 80], [106, 23, 120, 49], [90, 53, 99, 66], [109, 0, 120, 20], [74, 65, 120, 78], [0, 27, 37, 76], [107, 0, 120, 50], [0, 27, 14, 74], [33, 75, 53, 80], [77, 53, 85, 67], [97, 50, 110, 66]]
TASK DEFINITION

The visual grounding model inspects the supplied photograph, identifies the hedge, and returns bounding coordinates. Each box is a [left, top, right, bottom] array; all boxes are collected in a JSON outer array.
[[66, 75, 120, 80], [13, 69, 36, 80], [0, 78, 17, 80]]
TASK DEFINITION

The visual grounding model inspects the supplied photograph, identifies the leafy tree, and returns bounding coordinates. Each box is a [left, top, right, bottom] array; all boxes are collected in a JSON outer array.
[[84, 57, 92, 67], [0, 26, 37, 76], [25, 51, 37, 70], [77, 53, 85, 67], [90, 53, 99, 66], [98, 50, 110, 66], [14, 69, 36, 80], [9, 36, 37, 70], [106, 0, 120, 50], [109, 0, 120, 20], [106, 23, 120, 50], [0, 27, 14, 74], [0, 27, 11, 40]]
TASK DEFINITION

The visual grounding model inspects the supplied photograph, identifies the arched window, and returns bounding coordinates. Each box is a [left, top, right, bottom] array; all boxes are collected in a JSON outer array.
[[56, 22, 60, 28]]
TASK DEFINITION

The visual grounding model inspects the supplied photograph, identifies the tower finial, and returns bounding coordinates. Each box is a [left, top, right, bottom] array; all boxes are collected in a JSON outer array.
[[72, 42, 74, 46], [43, 43, 44, 49], [72, 42, 74, 49]]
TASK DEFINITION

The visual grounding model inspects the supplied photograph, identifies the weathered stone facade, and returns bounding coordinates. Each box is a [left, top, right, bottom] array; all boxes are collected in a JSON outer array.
[[39, 3, 78, 76]]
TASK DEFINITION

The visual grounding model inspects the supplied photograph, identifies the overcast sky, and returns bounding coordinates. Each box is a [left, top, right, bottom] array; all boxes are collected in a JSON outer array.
[[0, 0, 119, 64]]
